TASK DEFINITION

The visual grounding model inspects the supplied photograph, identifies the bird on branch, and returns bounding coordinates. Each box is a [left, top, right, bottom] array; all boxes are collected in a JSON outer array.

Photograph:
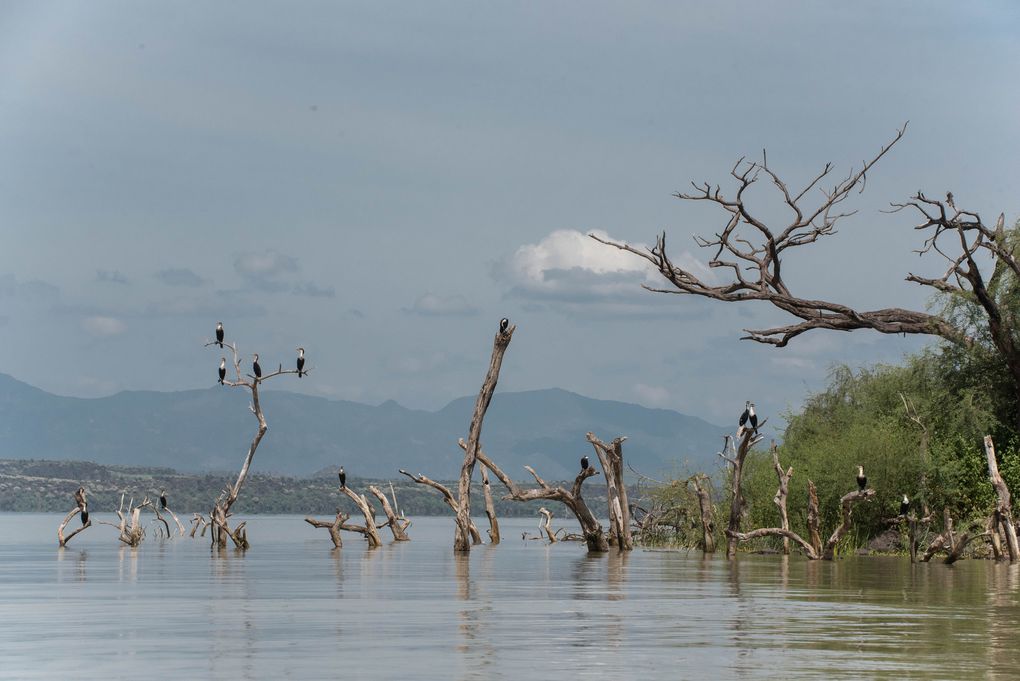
[[580, 455, 589, 471], [499, 317, 509, 334], [338, 466, 346, 489], [738, 401, 750, 433], [856, 465, 868, 492], [216, 321, 224, 348], [160, 489, 168, 510], [252, 353, 262, 380], [218, 357, 226, 385], [296, 347, 305, 377], [899, 494, 910, 517], [946, 191, 955, 209]]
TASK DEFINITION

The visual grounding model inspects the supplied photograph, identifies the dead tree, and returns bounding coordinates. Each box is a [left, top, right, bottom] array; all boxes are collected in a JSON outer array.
[[475, 443, 610, 552], [398, 469, 483, 544], [205, 334, 303, 550], [538, 508, 557, 543], [304, 509, 347, 549], [586, 433, 632, 551], [368, 485, 410, 541], [806, 480, 822, 557], [57, 487, 92, 547], [922, 511, 989, 564], [479, 467, 500, 544], [720, 427, 766, 558], [770, 443, 793, 555], [99, 493, 155, 547], [592, 125, 1020, 430], [340, 486, 382, 548], [820, 489, 877, 560], [984, 435, 1019, 561], [189, 513, 210, 538], [688, 474, 716, 553]]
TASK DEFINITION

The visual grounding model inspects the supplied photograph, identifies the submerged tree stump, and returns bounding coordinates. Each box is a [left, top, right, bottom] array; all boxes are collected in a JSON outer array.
[[984, 435, 1019, 561], [587, 433, 632, 551], [689, 474, 716, 554]]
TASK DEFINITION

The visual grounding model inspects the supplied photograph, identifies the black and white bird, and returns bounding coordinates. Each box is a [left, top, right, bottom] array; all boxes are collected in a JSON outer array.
[[218, 357, 226, 385], [216, 321, 224, 348], [748, 403, 758, 434], [499, 317, 509, 334], [160, 489, 168, 510], [338, 466, 346, 489], [946, 191, 955, 209], [580, 455, 590, 471], [296, 347, 305, 378], [74, 486, 87, 510], [856, 465, 867, 492], [81, 507, 89, 525], [252, 353, 262, 379], [738, 401, 750, 429], [899, 494, 910, 517]]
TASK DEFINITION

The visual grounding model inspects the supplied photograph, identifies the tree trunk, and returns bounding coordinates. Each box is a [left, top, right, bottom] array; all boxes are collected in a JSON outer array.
[[480, 467, 500, 544], [725, 429, 758, 558], [368, 485, 410, 541], [771, 443, 793, 555], [341, 486, 382, 548], [984, 435, 1019, 561], [587, 433, 633, 551], [690, 474, 716, 553], [538, 508, 557, 543], [806, 480, 822, 557], [304, 510, 346, 548], [57, 506, 91, 548], [821, 488, 875, 560]]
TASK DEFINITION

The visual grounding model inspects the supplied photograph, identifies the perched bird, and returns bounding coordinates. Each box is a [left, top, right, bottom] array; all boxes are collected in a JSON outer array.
[[499, 317, 509, 334], [252, 353, 262, 379], [218, 357, 226, 385], [74, 486, 87, 510], [738, 401, 750, 429], [748, 403, 758, 435], [899, 494, 910, 517], [580, 455, 590, 471], [946, 191, 955, 209], [856, 465, 867, 492], [160, 489, 168, 510], [296, 347, 305, 378], [81, 508, 89, 526], [215, 321, 224, 348], [338, 466, 346, 489]]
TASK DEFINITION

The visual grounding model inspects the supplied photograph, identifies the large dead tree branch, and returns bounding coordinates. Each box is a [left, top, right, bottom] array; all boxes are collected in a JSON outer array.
[[368, 485, 410, 541], [687, 474, 716, 553], [586, 433, 632, 551], [304, 509, 347, 549], [821, 488, 876, 560], [479, 467, 500, 544], [984, 435, 1019, 561], [771, 442, 793, 555], [398, 469, 483, 544], [722, 426, 766, 557], [58, 487, 92, 547]]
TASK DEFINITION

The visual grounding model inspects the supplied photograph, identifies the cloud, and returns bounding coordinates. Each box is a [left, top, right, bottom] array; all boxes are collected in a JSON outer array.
[[494, 229, 711, 305], [155, 267, 206, 287], [405, 293, 479, 317], [81, 316, 126, 337], [633, 383, 671, 408], [0, 274, 60, 302], [96, 270, 129, 285], [292, 281, 335, 298]]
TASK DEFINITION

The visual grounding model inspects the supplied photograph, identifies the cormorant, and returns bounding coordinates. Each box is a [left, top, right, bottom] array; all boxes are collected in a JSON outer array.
[[899, 494, 910, 517], [338, 466, 346, 489], [74, 486, 86, 510], [499, 317, 509, 334], [580, 455, 590, 471], [946, 192, 955, 209], [748, 403, 758, 434], [81, 508, 89, 525], [738, 401, 750, 429], [216, 322, 224, 348], [296, 347, 305, 377], [160, 489, 168, 510], [252, 353, 262, 379], [856, 465, 867, 492], [218, 357, 226, 385]]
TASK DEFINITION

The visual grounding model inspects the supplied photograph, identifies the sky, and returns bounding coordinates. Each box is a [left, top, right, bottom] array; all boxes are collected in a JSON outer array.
[[1, 2, 1018, 435]]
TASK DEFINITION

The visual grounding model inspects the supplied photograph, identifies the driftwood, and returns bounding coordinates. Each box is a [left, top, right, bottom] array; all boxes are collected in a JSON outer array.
[[206, 336, 303, 550], [453, 323, 515, 552], [538, 508, 556, 543], [984, 435, 1019, 561], [770, 443, 793, 555], [368, 485, 410, 541], [398, 469, 483, 544], [586, 433, 632, 551], [688, 474, 715, 553], [479, 466, 500, 544], [475, 443, 610, 552], [57, 506, 92, 548]]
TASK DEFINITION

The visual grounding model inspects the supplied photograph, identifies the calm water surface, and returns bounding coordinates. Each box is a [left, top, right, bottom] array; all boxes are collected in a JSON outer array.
[[1, 513, 1019, 679]]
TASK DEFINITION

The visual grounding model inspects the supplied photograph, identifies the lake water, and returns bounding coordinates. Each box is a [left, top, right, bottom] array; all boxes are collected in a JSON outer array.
[[1, 513, 1018, 679]]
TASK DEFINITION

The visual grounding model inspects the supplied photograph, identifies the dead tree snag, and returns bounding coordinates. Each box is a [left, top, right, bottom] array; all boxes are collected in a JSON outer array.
[[57, 487, 92, 548], [688, 474, 716, 553], [398, 469, 483, 544], [205, 332, 304, 550], [368, 485, 410, 541], [479, 466, 500, 544], [304, 509, 347, 548], [586, 433, 632, 551], [771, 443, 793, 555], [341, 486, 382, 548], [538, 508, 557, 543], [721, 428, 765, 557], [984, 435, 1019, 561], [806, 480, 822, 557]]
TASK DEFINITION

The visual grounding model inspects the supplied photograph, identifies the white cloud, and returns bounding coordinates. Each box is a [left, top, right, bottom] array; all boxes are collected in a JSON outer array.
[[406, 293, 479, 317], [495, 229, 711, 304], [633, 383, 671, 408], [81, 316, 126, 337], [234, 251, 299, 279]]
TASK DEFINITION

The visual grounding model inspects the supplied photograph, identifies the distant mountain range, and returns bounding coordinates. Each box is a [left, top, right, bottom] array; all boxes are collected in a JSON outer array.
[[0, 373, 729, 480]]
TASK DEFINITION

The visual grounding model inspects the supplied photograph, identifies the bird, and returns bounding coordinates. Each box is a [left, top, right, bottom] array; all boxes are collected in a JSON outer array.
[[738, 401, 750, 429], [946, 191, 955, 209], [580, 455, 590, 471], [160, 489, 168, 510], [215, 321, 224, 348], [499, 317, 509, 334], [74, 486, 86, 510], [899, 494, 910, 517], [252, 353, 262, 379], [81, 508, 89, 525], [296, 347, 305, 377], [338, 466, 346, 489], [748, 403, 758, 435], [856, 465, 867, 492], [218, 357, 226, 385]]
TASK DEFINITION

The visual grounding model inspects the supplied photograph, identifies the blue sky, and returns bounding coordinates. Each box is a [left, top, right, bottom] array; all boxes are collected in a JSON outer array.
[[1, 2, 1017, 434]]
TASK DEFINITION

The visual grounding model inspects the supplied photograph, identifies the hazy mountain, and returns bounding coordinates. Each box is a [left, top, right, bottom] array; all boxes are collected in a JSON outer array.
[[0, 373, 729, 479]]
